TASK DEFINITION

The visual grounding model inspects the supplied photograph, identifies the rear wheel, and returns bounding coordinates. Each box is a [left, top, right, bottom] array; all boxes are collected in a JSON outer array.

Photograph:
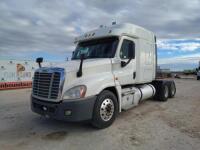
[[156, 82, 169, 101], [168, 81, 176, 98], [163, 84, 169, 101], [91, 90, 118, 129], [197, 76, 200, 80]]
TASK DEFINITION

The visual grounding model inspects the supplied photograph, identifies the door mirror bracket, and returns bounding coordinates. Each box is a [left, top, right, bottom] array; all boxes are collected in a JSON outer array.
[[121, 57, 132, 67]]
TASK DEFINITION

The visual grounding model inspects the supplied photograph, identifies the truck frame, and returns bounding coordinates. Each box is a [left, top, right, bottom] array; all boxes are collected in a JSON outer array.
[[31, 23, 176, 128]]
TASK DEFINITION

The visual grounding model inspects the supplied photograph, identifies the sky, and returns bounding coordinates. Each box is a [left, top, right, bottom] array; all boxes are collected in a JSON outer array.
[[0, 0, 200, 71]]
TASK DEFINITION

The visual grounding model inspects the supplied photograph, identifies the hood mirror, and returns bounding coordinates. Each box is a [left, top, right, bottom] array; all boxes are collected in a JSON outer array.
[[36, 57, 43, 68], [77, 54, 85, 77]]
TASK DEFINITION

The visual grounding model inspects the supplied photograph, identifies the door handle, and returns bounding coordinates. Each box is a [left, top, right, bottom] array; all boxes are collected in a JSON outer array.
[[133, 72, 136, 79]]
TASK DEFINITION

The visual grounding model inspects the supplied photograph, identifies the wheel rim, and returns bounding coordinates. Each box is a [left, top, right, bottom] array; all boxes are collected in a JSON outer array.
[[100, 98, 114, 121], [164, 85, 169, 98]]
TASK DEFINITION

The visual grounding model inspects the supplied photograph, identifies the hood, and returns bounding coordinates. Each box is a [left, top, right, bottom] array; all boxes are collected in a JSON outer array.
[[44, 58, 112, 73], [33, 58, 113, 102], [61, 58, 113, 94]]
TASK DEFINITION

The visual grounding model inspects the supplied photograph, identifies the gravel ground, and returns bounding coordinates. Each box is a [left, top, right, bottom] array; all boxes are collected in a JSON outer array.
[[0, 79, 200, 150]]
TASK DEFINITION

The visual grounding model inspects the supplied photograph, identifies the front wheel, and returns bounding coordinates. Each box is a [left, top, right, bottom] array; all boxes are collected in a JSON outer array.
[[91, 90, 118, 129]]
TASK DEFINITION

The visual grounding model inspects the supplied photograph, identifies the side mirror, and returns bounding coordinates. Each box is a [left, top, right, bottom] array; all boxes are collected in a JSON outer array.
[[121, 58, 132, 67], [121, 49, 134, 67], [121, 61, 127, 67], [36, 57, 43, 68], [120, 42, 135, 67]]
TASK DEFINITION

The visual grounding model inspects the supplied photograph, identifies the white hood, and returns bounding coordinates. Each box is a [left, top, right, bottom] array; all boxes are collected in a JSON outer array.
[[45, 58, 112, 73]]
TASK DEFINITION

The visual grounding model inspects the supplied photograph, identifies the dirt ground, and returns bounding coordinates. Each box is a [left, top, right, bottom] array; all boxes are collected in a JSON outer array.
[[0, 79, 200, 150]]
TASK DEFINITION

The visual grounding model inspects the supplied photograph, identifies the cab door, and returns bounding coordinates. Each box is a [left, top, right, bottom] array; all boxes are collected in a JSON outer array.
[[112, 36, 137, 85]]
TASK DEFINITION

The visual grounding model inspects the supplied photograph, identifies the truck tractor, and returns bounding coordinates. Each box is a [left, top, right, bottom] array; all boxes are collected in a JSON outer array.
[[31, 23, 176, 128]]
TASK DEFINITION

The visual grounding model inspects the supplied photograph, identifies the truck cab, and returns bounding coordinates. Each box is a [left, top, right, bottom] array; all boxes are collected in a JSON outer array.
[[31, 23, 176, 128]]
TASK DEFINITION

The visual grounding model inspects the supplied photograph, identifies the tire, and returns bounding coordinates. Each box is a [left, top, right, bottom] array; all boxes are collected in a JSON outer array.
[[91, 90, 118, 129], [197, 76, 200, 80], [168, 81, 176, 98], [157, 82, 169, 102]]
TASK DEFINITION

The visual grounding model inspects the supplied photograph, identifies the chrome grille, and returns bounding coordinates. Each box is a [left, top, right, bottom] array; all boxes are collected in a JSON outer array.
[[33, 72, 61, 99]]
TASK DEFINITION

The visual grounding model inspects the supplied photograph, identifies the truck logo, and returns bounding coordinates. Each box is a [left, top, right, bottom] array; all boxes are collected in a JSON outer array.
[[17, 64, 25, 75]]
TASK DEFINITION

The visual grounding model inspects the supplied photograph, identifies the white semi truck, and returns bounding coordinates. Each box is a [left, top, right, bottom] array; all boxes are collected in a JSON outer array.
[[31, 23, 176, 128]]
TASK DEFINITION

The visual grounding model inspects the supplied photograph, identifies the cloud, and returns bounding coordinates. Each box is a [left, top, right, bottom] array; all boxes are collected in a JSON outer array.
[[0, 0, 200, 60], [158, 39, 200, 51], [158, 53, 200, 65]]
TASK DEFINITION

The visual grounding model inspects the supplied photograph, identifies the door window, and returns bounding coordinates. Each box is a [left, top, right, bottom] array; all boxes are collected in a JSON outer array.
[[120, 39, 135, 59]]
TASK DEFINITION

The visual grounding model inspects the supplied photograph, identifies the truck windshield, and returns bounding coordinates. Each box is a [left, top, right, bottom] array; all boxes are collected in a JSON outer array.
[[72, 37, 119, 59]]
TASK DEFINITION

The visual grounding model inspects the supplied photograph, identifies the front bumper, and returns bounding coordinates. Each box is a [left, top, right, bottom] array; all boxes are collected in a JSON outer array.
[[31, 96, 97, 122]]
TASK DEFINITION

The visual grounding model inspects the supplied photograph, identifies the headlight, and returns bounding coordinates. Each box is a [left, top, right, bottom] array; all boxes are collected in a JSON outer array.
[[62, 85, 87, 100]]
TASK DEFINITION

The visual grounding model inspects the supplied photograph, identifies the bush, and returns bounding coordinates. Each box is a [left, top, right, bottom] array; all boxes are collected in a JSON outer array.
[[183, 69, 196, 75]]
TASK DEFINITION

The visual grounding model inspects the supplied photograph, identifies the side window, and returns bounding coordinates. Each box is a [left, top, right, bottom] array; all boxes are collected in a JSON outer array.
[[120, 39, 135, 59]]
